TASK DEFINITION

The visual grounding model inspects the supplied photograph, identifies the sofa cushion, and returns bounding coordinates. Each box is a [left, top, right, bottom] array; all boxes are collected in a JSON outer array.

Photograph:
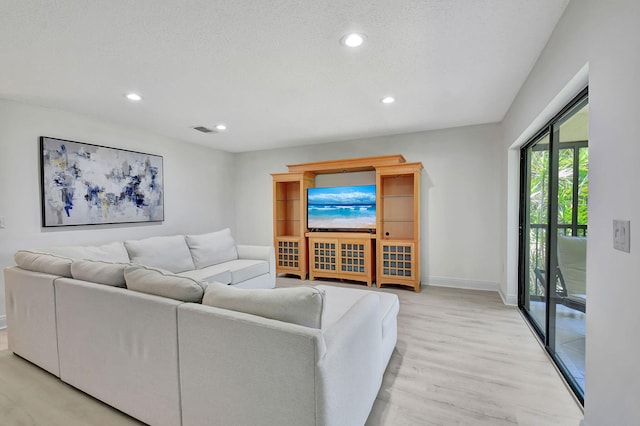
[[178, 265, 232, 285], [185, 229, 238, 269], [71, 260, 128, 287], [124, 265, 206, 303], [179, 259, 269, 286], [125, 235, 195, 273], [15, 250, 73, 277], [202, 283, 325, 328], [46, 242, 130, 263], [223, 259, 270, 284]]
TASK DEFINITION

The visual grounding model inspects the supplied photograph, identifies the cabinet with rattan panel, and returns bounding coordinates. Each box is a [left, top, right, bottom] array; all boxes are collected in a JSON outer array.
[[272, 172, 315, 279], [307, 232, 375, 286]]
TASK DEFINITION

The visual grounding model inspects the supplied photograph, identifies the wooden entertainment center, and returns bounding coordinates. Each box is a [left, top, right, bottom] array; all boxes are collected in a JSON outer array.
[[272, 155, 423, 292]]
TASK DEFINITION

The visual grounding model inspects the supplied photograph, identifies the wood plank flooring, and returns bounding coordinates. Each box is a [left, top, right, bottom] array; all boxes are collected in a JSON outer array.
[[0, 280, 583, 425], [0, 329, 7, 351]]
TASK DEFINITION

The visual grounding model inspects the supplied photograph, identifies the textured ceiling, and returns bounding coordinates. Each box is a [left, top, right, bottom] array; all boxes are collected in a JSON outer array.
[[0, 0, 569, 153]]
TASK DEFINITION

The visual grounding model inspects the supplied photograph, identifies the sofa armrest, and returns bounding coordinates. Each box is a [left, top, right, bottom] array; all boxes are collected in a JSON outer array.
[[237, 244, 276, 281], [236, 244, 273, 261], [316, 292, 383, 426], [3, 267, 61, 377]]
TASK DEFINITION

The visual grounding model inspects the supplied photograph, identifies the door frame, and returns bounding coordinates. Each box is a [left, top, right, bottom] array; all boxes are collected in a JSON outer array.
[[517, 87, 588, 404]]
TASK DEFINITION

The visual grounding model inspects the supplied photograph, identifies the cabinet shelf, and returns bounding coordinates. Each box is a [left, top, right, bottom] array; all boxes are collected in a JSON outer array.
[[379, 237, 415, 241]]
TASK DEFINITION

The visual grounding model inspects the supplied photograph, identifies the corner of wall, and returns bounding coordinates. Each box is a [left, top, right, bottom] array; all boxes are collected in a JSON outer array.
[[498, 287, 517, 306]]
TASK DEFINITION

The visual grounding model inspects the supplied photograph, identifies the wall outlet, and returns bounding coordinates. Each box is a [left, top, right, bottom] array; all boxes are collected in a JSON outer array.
[[613, 220, 630, 252], [0, 216, 4, 229]]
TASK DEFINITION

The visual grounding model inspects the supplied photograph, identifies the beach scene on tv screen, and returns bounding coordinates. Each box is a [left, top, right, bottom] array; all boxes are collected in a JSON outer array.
[[308, 185, 376, 229]]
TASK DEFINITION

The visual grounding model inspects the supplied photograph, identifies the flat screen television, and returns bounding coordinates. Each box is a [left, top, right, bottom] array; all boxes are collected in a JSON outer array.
[[307, 184, 376, 231]]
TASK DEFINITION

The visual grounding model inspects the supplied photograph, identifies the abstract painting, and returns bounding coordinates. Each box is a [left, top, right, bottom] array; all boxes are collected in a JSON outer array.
[[40, 137, 164, 227]]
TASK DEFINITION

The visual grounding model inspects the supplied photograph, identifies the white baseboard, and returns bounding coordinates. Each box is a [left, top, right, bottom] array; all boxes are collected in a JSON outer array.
[[498, 287, 518, 306], [0, 315, 6, 330], [427, 276, 499, 292]]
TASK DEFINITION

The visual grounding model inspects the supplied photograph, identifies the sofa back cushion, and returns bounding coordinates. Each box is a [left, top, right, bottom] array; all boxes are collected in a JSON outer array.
[[202, 283, 325, 328], [185, 229, 238, 269], [71, 260, 128, 287], [14, 241, 131, 277], [124, 265, 206, 303], [46, 242, 130, 263], [125, 235, 195, 273], [15, 250, 73, 277]]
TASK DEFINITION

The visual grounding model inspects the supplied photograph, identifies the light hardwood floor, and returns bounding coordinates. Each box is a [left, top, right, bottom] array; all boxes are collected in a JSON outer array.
[[0, 280, 583, 425], [0, 329, 7, 352], [283, 279, 583, 425]]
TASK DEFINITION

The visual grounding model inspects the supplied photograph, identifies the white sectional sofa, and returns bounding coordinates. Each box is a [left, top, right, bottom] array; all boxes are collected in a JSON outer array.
[[13, 228, 276, 291], [3, 229, 399, 426]]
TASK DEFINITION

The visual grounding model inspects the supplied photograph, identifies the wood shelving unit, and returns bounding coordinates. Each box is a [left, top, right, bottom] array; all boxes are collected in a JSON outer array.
[[272, 155, 423, 291], [376, 163, 423, 292], [272, 172, 315, 279]]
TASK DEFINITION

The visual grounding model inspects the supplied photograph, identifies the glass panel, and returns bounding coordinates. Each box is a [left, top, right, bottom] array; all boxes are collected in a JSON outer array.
[[578, 147, 589, 232], [524, 133, 550, 337], [557, 148, 574, 227], [552, 100, 588, 396]]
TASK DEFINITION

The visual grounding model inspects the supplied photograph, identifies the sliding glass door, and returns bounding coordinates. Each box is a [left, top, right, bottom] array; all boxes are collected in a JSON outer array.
[[519, 89, 588, 403], [521, 132, 550, 337]]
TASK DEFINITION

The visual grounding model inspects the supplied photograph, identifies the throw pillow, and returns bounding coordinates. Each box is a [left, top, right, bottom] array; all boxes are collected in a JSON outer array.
[[124, 235, 196, 273], [202, 283, 325, 329], [71, 260, 128, 287], [185, 228, 238, 269], [124, 264, 207, 302]]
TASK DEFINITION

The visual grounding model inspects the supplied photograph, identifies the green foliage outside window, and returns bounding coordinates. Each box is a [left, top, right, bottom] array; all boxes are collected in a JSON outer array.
[[527, 144, 588, 296], [529, 145, 589, 229]]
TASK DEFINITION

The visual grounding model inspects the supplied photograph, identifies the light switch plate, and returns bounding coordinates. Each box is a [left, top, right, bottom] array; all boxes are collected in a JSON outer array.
[[613, 219, 630, 252]]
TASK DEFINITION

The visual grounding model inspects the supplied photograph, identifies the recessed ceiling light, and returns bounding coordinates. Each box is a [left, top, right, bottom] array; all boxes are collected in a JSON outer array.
[[125, 93, 142, 101], [380, 96, 395, 104], [215, 124, 227, 131], [341, 33, 365, 48]]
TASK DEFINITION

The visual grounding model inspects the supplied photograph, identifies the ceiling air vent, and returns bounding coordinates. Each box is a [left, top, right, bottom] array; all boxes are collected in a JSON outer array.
[[193, 126, 217, 134]]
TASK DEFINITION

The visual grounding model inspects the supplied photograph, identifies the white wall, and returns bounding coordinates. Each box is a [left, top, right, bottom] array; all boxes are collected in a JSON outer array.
[[234, 124, 503, 291], [584, 1, 640, 423], [502, 0, 640, 424], [0, 99, 236, 327], [500, 0, 590, 305]]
